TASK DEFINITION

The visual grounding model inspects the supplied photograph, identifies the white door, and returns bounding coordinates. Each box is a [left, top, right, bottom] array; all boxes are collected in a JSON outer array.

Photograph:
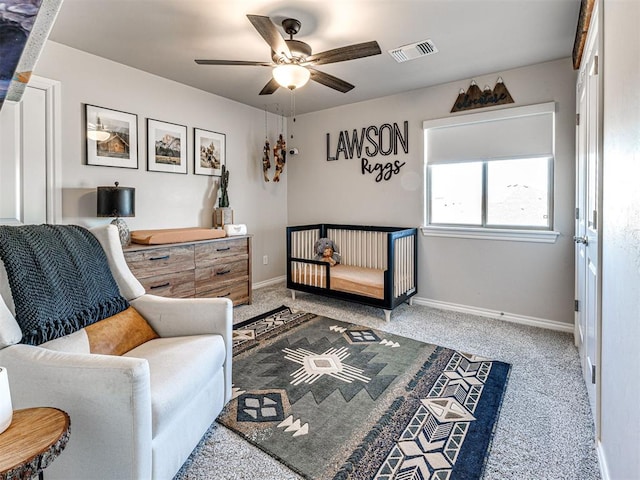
[[0, 76, 61, 225], [575, 10, 601, 429]]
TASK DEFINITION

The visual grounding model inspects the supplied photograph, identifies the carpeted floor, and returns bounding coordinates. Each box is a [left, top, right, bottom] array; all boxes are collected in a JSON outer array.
[[175, 283, 601, 480]]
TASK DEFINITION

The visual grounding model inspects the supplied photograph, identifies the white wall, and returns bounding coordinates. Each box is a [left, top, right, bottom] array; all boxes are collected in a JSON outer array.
[[33, 41, 288, 284], [600, 0, 640, 477], [288, 58, 576, 326]]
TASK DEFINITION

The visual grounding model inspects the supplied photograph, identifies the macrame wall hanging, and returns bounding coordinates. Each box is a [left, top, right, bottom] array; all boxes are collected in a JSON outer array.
[[262, 104, 288, 183], [263, 107, 271, 182]]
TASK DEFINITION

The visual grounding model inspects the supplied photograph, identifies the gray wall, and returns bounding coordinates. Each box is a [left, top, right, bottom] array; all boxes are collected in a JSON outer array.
[[601, 0, 640, 477], [33, 41, 288, 284], [287, 58, 576, 326]]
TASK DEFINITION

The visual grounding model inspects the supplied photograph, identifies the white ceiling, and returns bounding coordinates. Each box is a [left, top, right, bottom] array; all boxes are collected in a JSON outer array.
[[48, 0, 581, 116]]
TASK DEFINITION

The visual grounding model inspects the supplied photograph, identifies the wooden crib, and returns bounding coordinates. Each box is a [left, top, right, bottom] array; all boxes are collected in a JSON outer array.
[[286, 224, 418, 321]]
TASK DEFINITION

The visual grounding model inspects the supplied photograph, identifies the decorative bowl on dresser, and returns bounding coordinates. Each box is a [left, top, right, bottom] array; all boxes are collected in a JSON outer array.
[[123, 235, 252, 306]]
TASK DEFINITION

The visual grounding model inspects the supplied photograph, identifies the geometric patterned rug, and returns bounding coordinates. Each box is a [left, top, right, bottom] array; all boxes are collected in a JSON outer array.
[[218, 306, 511, 480]]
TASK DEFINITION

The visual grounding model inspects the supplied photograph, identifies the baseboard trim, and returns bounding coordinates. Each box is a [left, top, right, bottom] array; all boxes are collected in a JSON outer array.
[[253, 276, 286, 290], [412, 296, 574, 333], [596, 440, 610, 480]]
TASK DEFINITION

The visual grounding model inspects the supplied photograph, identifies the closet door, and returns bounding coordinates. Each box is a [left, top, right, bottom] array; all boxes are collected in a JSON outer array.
[[0, 76, 61, 225], [574, 1, 602, 433]]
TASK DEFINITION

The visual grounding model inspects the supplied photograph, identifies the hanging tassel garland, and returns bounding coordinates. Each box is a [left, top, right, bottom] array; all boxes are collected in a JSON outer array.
[[262, 140, 271, 182], [273, 134, 286, 182]]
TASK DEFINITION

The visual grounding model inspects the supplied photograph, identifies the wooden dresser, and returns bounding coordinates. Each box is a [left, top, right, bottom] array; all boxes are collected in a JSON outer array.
[[123, 235, 251, 306]]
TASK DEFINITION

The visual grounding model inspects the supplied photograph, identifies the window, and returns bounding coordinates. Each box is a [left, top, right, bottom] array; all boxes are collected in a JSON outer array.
[[429, 156, 551, 228], [430, 162, 482, 225], [422, 102, 558, 241]]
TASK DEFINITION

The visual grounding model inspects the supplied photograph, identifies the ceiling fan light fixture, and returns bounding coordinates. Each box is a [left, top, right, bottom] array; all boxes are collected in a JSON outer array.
[[272, 64, 310, 90]]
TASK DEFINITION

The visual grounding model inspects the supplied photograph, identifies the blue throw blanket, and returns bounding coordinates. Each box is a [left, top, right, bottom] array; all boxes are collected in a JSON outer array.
[[0, 224, 129, 345]]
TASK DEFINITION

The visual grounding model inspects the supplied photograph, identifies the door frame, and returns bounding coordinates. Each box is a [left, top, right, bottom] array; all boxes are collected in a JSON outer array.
[[0, 75, 62, 225]]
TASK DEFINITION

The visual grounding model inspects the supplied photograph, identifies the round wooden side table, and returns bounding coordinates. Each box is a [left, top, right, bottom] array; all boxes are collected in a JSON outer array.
[[0, 408, 70, 480]]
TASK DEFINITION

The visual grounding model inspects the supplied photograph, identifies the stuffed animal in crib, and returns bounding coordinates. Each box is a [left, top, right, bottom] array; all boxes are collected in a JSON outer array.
[[314, 237, 340, 266], [273, 134, 286, 182], [262, 140, 271, 182]]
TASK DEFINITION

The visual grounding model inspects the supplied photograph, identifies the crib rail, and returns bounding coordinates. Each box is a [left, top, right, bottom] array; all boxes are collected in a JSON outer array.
[[290, 259, 329, 289], [327, 229, 387, 269], [290, 227, 319, 260], [393, 233, 416, 298]]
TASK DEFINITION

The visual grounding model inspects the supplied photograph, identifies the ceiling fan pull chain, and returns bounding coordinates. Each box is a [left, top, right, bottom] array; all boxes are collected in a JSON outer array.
[[290, 90, 296, 132]]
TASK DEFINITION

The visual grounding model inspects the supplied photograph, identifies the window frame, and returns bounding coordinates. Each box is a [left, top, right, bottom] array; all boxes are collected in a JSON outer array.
[[422, 102, 560, 243]]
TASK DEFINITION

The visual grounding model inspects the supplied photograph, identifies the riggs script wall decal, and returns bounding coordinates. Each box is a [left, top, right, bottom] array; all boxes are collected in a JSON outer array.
[[326, 121, 408, 182]]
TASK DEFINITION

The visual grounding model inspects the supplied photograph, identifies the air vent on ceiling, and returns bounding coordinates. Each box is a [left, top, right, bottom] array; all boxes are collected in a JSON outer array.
[[388, 39, 438, 63]]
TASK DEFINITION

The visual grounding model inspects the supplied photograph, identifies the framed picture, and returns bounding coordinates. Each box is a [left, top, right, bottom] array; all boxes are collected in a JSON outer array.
[[194, 128, 225, 176], [146, 119, 188, 174], [85, 104, 138, 169]]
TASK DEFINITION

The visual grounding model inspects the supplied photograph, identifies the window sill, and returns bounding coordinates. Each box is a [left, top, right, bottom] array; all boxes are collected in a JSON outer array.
[[420, 226, 560, 243]]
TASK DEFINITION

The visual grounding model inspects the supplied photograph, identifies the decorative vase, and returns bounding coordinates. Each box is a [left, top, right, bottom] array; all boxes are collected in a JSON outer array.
[[0, 367, 12, 434]]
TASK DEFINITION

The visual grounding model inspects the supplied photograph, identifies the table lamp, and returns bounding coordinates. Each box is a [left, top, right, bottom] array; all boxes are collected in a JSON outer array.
[[97, 182, 135, 246]]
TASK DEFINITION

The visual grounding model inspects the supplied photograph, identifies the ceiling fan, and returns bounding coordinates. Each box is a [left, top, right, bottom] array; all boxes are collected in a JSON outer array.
[[195, 14, 381, 95]]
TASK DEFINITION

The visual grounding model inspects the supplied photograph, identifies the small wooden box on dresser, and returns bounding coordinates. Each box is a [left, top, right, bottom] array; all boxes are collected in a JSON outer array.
[[123, 235, 252, 306]]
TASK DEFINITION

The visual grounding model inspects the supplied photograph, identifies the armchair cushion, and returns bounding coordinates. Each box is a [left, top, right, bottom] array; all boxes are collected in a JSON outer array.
[[0, 225, 129, 345], [85, 306, 159, 356], [123, 334, 226, 436]]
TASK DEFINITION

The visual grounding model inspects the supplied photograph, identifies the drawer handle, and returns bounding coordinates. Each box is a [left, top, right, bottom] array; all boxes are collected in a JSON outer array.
[[149, 255, 170, 261], [216, 247, 231, 252], [216, 269, 231, 276], [150, 282, 170, 290], [217, 292, 231, 298]]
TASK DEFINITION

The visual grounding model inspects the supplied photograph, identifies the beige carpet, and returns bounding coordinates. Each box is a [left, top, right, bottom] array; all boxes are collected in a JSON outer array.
[[175, 282, 600, 480]]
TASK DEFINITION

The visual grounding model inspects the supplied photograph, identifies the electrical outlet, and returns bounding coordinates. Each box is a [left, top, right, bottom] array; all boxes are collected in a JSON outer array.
[[263, 255, 268, 265]]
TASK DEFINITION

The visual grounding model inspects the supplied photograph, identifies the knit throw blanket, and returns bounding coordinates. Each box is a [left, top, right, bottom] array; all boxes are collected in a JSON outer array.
[[0, 225, 129, 346]]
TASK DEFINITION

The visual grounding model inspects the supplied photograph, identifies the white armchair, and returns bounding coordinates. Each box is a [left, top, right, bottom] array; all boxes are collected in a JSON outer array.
[[0, 225, 233, 480]]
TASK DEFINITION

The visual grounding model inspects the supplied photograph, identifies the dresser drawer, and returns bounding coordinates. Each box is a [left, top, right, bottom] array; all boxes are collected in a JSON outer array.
[[195, 281, 249, 305], [195, 238, 249, 267], [138, 270, 195, 298], [124, 245, 194, 278], [195, 258, 248, 293]]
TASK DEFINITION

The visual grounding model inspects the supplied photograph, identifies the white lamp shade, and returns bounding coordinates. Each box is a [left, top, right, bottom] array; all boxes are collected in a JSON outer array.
[[272, 64, 311, 90], [0, 367, 12, 434]]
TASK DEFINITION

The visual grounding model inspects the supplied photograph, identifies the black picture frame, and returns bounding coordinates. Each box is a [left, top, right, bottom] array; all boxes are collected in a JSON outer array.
[[85, 104, 138, 169], [194, 127, 225, 176], [146, 118, 188, 174]]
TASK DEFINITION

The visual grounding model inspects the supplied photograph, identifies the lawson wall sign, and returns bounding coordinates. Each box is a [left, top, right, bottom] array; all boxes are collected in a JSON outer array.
[[325, 121, 408, 182]]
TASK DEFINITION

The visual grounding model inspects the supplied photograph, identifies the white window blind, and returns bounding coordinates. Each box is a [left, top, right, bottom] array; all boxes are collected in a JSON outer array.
[[424, 102, 555, 165]]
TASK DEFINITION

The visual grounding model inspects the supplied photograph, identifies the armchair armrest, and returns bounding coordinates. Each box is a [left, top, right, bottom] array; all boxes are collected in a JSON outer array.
[[0, 344, 152, 480], [130, 294, 232, 338]]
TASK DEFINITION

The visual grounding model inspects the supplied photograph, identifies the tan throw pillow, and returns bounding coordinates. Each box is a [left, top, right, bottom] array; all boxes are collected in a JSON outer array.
[[85, 306, 159, 355]]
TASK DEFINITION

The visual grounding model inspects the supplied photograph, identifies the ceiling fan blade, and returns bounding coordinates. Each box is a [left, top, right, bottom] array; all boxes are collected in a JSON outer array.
[[195, 59, 273, 66], [259, 78, 280, 95], [246, 14, 291, 59], [309, 68, 354, 93], [305, 41, 382, 66]]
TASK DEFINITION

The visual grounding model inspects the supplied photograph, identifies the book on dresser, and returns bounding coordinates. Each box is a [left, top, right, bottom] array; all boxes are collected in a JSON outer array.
[[123, 235, 252, 306]]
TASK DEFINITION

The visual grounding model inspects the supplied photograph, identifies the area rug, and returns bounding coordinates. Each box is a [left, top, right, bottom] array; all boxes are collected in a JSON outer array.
[[220, 306, 511, 480]]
